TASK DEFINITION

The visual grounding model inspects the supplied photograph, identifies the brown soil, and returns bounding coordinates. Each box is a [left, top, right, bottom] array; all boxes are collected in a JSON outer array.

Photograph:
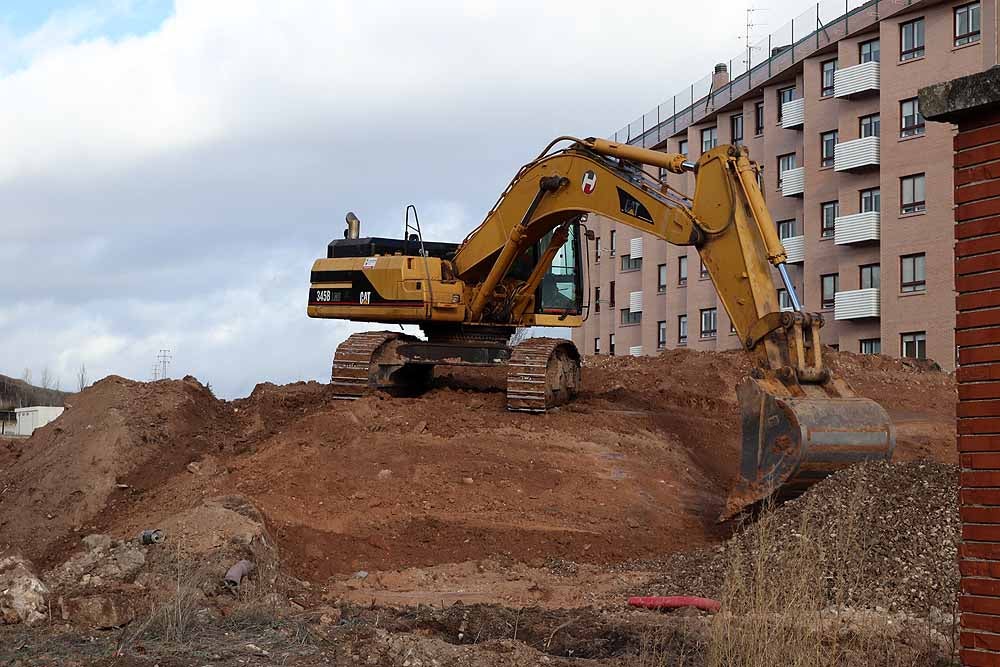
[[0, 348, 955, 586]]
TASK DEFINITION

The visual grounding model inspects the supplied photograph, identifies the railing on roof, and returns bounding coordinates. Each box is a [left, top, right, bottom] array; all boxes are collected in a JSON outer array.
[[612, 0, 913, 147]]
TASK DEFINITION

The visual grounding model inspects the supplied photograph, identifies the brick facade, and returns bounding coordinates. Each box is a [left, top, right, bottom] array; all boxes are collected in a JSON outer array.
[[922, 67, 1000, 666]]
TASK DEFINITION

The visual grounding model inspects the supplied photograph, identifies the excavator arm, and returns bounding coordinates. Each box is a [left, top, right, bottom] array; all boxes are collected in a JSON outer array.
[[450, 137, 895, 516]]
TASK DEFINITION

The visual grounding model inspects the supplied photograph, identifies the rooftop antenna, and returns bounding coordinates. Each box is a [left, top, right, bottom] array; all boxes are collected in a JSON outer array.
[[739, 7, 767, 72]]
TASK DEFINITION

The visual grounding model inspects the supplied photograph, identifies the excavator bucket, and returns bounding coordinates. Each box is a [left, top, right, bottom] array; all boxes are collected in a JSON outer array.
[[722, 376, 895, 520]]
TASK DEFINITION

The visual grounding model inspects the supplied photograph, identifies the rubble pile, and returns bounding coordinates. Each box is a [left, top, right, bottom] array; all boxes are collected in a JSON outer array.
[[649, 461, 959, 616]]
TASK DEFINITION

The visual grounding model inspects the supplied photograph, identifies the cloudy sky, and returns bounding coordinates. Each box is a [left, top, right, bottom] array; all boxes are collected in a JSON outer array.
[[2, 0, 808, 398]]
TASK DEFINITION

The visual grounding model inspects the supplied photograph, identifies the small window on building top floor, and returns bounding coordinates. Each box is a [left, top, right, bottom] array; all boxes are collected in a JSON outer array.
[[777, 87, 795, 122], [701, 127, 718, 152], [859, 38, 880, 63], [820, 59, 837, 96]]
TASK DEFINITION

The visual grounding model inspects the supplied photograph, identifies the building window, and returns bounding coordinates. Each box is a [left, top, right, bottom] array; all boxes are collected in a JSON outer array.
[[821, 201, 839, 238], [594, 286, 600, 313], [621, 308, 642, 325], [900, 18, 925, 61], [860, 338, 881, 355], [778, 288, 794, 310], [859, 38, 880, 63], [777, 87, 795, 122], [678, 139, 688, 156], [860, 263, 880, 290], [594, 337, 601, 354], [900, 98, 925, 137], [901, 331, 926, 359], [777, 153, 796, 188], [609, 333, 615, 356], [657, 321, 667, 349], [731, 114, 744, 143], [678, 256, 688, 286], [821, 59, 837, 97], [701, 127, 718, 152], [700, 259, 710, 279], [678, 315, 688, 344], [777, 219, 796, 240], [700, 308, 717, 338], [901, 253, 926, 293], [955, 2, 981, 46], [754, 101, 765, 135], [609, 280, 615, 308], [901, 174, 926, 214], [657, 264, 667, 292], [860, 113, 880, 138], [609, 230, 616, 256], [621, 254, 642, 271], [594, 237, 601, 263], [820, 130, 838, 167], [821, 273, 839, 309], [860, 187, 881, 213]]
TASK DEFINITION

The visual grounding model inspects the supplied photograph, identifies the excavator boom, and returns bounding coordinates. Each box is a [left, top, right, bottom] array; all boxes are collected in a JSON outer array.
[[307, 136, 895, 515]]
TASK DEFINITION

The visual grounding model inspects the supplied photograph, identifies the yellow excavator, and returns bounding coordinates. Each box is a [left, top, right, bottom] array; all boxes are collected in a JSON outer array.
[[307, 137, 894, 514]]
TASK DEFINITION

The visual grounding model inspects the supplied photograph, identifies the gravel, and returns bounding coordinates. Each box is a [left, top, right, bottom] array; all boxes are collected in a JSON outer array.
[[644, 461, 959, 617]]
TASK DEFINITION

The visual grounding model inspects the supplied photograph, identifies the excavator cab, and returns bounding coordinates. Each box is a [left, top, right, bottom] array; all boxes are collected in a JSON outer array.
[[535, 224, 583, 316]]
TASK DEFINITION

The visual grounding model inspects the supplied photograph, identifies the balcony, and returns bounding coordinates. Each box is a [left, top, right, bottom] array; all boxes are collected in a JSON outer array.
[[834, 61, 880, 98], [780, 167, 805, 197], [782, 235, 804, 263], [834, 211, 880, 245], [834, 136, 879, 172], [781, 98, 804, 129], [834, 288, 880, 320]]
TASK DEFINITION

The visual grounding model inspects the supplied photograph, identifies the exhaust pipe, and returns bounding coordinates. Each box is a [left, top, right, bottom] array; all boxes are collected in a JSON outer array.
[[345, 212, 361, 239]]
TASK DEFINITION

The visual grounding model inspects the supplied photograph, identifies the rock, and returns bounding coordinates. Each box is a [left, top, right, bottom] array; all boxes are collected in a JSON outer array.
[[186, 461, 202, 474], [81, 534, 113, 551], [49, 539, 146, 590], [317, 605, 342, 625], [0, 554, 49, 625], [354, 570, 369, 579], [377, 469, 393, 480], [413, 421, 427, 434], [461, 477, 474, 485], [60, 594, 136, 628]]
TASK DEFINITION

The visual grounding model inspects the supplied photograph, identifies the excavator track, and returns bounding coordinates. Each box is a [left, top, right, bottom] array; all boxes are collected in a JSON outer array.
[[506, 337, 581, 413], [330, 331, 428, 399]]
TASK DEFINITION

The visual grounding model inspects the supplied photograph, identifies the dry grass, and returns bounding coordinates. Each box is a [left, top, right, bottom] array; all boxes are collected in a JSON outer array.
[[628, 475, 959, 667], [704, 482, 957, 667]]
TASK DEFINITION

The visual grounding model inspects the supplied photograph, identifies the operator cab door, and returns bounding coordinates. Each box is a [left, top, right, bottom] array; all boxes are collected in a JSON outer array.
[[535, 222, 582, 316]]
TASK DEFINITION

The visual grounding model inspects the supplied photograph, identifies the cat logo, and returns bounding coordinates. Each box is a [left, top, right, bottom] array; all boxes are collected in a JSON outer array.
[[359, 291, 371, 305], [581, 170, 597, 194]]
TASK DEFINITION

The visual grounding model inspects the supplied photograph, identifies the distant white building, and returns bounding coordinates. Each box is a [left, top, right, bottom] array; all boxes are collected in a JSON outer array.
[[15, 406, 64, 436]]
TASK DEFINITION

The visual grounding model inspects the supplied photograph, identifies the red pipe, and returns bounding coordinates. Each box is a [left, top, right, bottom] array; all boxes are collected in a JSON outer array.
[[628, 596, 721, 613]]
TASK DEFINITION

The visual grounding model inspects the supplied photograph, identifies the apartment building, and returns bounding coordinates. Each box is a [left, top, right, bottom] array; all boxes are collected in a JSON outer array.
[[575, 0, 995, 369]]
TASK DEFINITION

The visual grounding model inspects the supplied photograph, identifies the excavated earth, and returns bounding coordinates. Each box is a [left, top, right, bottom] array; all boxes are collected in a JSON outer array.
[[0, 347, 959, 665]]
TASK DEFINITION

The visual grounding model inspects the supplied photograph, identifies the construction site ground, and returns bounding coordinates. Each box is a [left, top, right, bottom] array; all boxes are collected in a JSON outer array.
[[0, 347, 959, 665]]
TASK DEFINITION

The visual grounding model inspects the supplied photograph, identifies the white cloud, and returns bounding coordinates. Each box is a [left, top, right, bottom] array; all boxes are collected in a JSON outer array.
[[0, 0, 809, 397]]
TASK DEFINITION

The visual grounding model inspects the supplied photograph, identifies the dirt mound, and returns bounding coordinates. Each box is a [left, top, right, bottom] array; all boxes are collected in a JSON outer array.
[[0, 348, 956, 585], [0, 375, 239, 567], [644, 461, 959, 615]]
